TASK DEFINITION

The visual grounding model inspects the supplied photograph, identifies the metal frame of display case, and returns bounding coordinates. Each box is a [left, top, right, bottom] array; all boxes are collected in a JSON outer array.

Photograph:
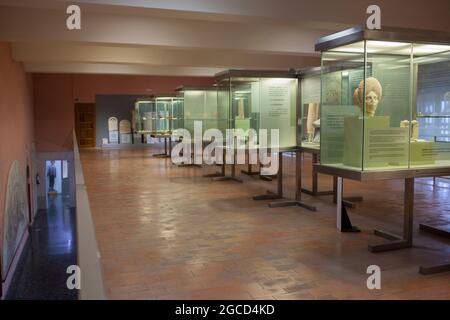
[[295, 67, 362, 211], [174, 86, 218, 167], [216, 69, 316, 211], [252, 147, 298, 201], [264, 147, 317, 212], [315, 26, 450, 274], [315, 25, 450, 52]]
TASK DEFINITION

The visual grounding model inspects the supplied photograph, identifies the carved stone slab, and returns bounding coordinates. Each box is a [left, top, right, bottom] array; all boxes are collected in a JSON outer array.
[[2, 160, 29, 279]]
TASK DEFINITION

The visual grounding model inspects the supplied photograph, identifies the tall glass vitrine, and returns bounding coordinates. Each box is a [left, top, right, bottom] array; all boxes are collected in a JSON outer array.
[[135, 95, 184, 136], [214, 70, 298, 150]]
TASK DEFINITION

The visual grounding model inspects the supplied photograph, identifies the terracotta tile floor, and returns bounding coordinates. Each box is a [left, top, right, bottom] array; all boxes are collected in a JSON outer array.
[[80, 146, 450, 300]]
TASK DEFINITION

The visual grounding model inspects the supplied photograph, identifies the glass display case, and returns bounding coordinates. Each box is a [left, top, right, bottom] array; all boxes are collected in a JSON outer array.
[[316, 26, 450, 174], [171, 96, 184, 135], [134, 98, 155, 134], [135, 95, 184, 136], [176, 86, 218, 139], [298, 67, 322, 149], [214, 70, 298, 150]]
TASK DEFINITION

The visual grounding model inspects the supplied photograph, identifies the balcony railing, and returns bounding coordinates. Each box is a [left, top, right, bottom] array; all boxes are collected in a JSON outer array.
[[74, 132, 107, 300]]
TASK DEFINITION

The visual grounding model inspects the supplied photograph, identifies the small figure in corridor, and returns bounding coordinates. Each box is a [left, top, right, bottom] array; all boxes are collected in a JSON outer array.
[[47, 160, 57, 192]]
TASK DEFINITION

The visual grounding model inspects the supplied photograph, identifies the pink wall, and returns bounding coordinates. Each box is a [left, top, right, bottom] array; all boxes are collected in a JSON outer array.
[[33, 73, 215, 152], [0, 42, 34, 282]]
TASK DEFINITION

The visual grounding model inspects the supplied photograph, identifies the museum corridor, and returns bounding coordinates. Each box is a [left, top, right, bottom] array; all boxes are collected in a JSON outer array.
[[79, 148, 450, 300], [6, 196, 78, 300]]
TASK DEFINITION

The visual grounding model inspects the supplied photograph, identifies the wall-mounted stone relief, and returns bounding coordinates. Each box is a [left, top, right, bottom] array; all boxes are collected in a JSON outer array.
[[2, 160, 29, 279]]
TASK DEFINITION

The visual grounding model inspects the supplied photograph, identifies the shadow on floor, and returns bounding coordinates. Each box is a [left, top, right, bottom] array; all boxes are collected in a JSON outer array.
[[5, 195, 78, 300]]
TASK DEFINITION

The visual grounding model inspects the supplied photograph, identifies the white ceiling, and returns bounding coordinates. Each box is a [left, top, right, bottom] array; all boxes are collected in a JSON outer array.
[[1, 0, 449, 76]]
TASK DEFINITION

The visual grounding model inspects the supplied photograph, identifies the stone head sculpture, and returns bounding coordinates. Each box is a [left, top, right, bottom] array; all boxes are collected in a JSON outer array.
[[353, 77, 382, 117]]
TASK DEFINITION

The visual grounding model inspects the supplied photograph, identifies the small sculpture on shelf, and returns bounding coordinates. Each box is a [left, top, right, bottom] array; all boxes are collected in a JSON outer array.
[[400, 120, 420, 141], [312, 119, 321, 143], [237, 98, 246, 119], [353, 77, 383, 117]]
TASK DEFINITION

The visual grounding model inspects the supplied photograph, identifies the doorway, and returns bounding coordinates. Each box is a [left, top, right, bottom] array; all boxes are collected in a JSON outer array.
[[45, 160, 70, 200], [75, 103, 96, 148]]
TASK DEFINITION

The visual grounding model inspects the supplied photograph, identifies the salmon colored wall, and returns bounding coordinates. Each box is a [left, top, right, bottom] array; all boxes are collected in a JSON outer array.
[[71, 74, 215, 103], [33, 74, 75, 152], [33, 73, 215, 152], [0, 42, 34, 276]]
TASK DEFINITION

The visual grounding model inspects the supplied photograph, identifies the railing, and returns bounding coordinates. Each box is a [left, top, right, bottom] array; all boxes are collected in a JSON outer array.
[[73, 133, 107, 300]]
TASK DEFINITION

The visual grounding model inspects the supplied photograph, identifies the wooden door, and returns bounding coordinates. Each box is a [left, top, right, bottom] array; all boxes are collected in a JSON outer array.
[[75, 103, 96, 148]]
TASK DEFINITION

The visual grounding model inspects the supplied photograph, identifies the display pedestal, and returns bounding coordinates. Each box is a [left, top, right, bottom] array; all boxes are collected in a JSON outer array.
[[261, 150, 316, 212]]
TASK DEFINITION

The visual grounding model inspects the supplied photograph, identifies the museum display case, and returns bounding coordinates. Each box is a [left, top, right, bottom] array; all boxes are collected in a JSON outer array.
[[134, 98, 155, 134], [214, 70, 298, 149], [135, 95, 184, 136], [176, 86, 218, 138], [170, 96, 184, 135], [316, 26, 450, 175]]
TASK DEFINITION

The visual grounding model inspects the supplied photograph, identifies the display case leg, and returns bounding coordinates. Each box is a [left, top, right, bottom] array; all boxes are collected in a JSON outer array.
[[369, 178, 414, 253], [153, 137, 171, 158], [212, 176, 243, 183], [301, 153, 333, 196], [211, 150, 242, 183], [419, 258, 450, 275], [254, 152, 283, 200], [336, 176, 360, 232], [203, 171, 225, 178], [340, 205, 361, 233], [269, 200, 317, 211], [419, 223, 450, 239], [267, 150, 316, 212], [178, 164, 202, 168], [373, 229, 402, 241], [253, 191, 282, 201], [242, 149, 272, 180], [242, 163, 260, 176], [259, 175, 274, 181], [332, 176, 363, 207], [205, 150, 226, 177], [418, 223, 450, 275], [301, 188, 334, 196]]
